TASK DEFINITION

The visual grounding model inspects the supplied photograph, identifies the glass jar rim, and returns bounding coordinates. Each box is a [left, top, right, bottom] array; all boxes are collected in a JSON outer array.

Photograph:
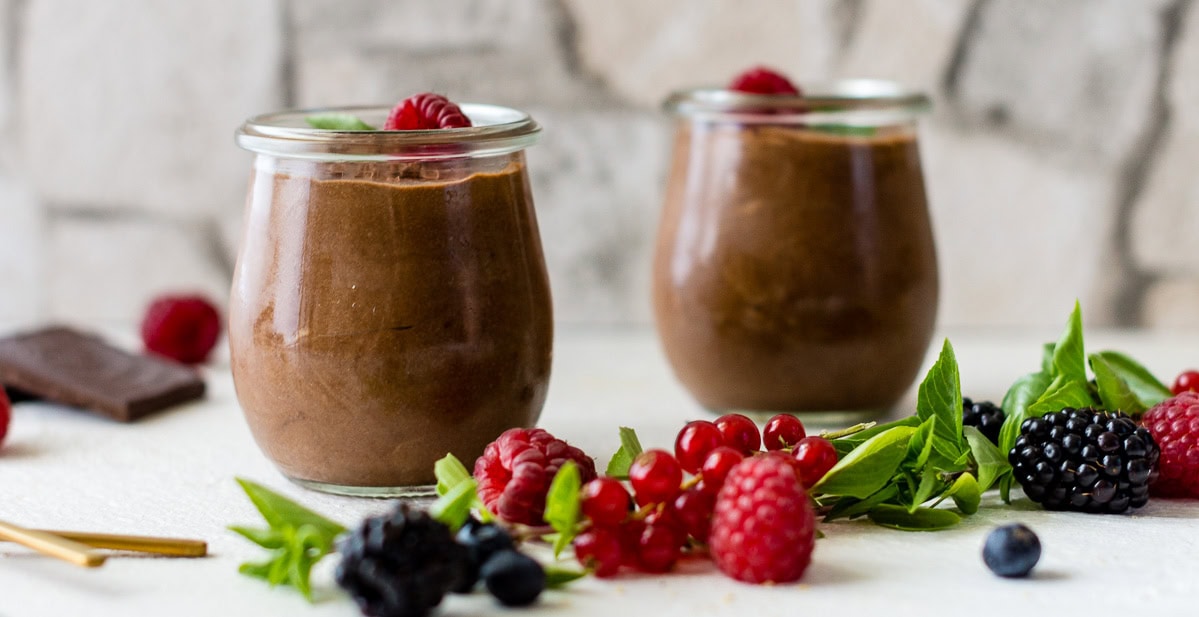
[[236, 103, 541, 161], [664, 79, 931, 125]]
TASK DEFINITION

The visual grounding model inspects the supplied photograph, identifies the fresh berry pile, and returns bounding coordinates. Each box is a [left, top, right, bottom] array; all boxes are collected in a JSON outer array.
[[1009, 408, 1159, 513], [385, 93, 472, 130], [141, 294, 221, 364], [336, 505, 546, 617], [474, 428, 597, 525], [1141, 391, 1199, 498]]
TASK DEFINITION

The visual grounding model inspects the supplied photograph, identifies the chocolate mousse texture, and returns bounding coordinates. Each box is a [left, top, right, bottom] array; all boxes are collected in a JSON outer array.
[[230, 157, 552, 488], [653, 122, 938, 413]]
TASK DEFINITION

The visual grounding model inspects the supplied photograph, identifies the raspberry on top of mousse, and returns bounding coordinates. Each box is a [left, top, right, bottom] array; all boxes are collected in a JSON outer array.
[[385, 92, 472, 130], [727, 66, 801, 95]]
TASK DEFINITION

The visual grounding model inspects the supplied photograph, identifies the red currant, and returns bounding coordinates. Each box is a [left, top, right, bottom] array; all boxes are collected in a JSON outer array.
[[574, 527, 623, 578], [792, 436, 838, 488], [700, 446, 744, 493], [0, 387, 10, 447], [629, 449, 684, 505], [637, 523, 681, 572], [580, 477, 631, 527], [1172, 370, 1199, 395], [714, 413, 761, 454], [673, 488, 715, 543], [674, 420, 725, 473], [619, 519, 646, 567], [762, 414, 806, 450]]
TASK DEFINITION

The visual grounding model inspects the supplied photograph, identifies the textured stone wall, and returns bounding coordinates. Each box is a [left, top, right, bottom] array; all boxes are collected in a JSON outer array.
[[0, 0, 1196, 329]]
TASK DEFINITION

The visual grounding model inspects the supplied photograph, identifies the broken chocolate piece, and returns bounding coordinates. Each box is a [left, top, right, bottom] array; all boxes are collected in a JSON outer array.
[[0, 326, 205, 422]]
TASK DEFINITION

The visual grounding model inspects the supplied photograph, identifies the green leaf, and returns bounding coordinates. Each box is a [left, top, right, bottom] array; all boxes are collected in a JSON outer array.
[[830, 416, 922, 456], [604, 427, 644, 478], [305, 112, 375, 130], [228, 525, 284, 549], [867, 504, 961, 531], [543, 461, 582, 558], [429, 478, 478, 532], [235, 478, 346, 539], [545, 565, 587, 588], [434, 453, 473, 496], [811, 425, 916, 498], [1041, 342, 1056, 375], [1090, 351, 1171, 413], [909, 466, 941, 512], [1051, 301, 1087, 382], [962, 426, 1010, 492], [915, 339, 965, 460], [1027, 374, 1094, 416], [823, 485, 900, 521], [998, 473, 1014, 504], [945, 473, 980, 515], [998, 371, 1053, 454], [1091, 353, 1141, 414]]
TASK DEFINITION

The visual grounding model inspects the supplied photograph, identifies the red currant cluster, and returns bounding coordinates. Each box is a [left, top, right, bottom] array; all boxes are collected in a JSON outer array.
[[573, 414, 837, 577]]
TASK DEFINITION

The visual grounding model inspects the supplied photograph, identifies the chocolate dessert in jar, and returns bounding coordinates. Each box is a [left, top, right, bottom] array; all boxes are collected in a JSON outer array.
[[654, 72, 937, 420], [232, 96, 551, 496]]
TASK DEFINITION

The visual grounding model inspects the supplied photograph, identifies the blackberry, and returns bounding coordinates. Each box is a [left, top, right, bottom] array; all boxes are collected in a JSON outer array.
[[480, 549, 546, 607], [1008, 408, 1160, 514], [335, 504, 468, 617], [962, 397, 1005, 444], [452, 518, 515, 593], [982, 524, 1041, 578]]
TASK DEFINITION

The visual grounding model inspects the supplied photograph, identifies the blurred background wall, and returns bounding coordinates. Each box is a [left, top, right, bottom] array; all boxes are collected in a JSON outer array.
[[0, 0, 1196, 330]]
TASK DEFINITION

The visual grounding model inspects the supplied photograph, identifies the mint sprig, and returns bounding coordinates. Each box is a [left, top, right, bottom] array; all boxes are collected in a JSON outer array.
[[432, 453, 493, 524], [305, 113, 376, 130], [229, 478, 347, 601], [543, 461, 583, 558], [604, 427, 644, 479]]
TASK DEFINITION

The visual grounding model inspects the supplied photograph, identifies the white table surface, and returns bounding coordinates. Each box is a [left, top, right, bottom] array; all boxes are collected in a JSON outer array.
[[3, 325, 1199, 617]]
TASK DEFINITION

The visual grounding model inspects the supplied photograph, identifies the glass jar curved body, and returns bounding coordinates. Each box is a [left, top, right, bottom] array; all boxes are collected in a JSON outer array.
[[653, 83, 938, 418], [231, 106, 551, 495]]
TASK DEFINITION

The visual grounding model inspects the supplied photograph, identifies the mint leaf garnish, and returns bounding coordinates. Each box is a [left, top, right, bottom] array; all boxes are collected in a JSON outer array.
[[305, 113, 376, 130], [605, 427, 643, 479], [944, 473, 981, 515], [230, 478, 347, 602], [433, 453, 494, 523], [1089, 351, 1171, 413], [1051, 300, 1088, 382], [543, 461, 582, 558], [544, 564, 587, 588], [429, 478, 478, 532], [963, 426, 1010, 492], [867, 504, 961, 531], [998, 371, 1052, 455], [916, 339, 965, 463], [811, 425, 916, 498]]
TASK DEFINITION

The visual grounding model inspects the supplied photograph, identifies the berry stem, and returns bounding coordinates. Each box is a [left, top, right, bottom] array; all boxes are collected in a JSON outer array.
[[818, 422, 877, 440]]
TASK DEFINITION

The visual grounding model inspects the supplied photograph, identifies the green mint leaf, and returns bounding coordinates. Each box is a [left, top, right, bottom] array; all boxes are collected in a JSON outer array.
[[867, 504, 961, 531], [429, 478, 478, 532], [544, 565, 588, 588], [234, 478, 346, 539], [1041, 342, 1056, 375], [605, 427, 644, 479], [305, 112, 376, 130], [1090, 351, 1171, 413], [1091, 353, 1141, 414], [434, 453, 473, 497], [998, 473, 1014, 504], [962, 426, 1010, 491], [238, 560, 274, 581], [1027, 374, 1094, 415], [543, 461, 583, 558], [909, 466, 941, 512], [998, 371, 1053, 454], [906, 417, 936, 470], [830, 416, 922, 457], [824, 485, 900, 521], [1051, 301, 1087, 382], [811, 425, 916, 498], [228, 525, 284, 549], [945, 473, 980, 515], [915, 339, 965, 461]]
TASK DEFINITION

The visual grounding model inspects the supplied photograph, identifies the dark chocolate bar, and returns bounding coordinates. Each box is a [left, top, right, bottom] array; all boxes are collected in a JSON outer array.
[[0, 326, 205, 422]]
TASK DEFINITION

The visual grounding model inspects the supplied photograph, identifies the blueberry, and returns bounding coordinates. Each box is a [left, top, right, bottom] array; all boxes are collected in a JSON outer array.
[[451, 518, 514, 593], [983, 524, 1041, 578], [480, 550, 545, 607]]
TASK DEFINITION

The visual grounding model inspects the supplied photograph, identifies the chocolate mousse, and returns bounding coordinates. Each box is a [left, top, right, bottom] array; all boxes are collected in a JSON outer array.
[[653, 122, 938, 413], [229, 158, 552, 489]]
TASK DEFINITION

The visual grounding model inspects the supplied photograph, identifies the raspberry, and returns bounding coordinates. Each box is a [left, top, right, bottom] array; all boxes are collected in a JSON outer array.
[[1009, 408, 1159, 513], [1172, 370, 1199, 395], [963, 398, 1005, 445], [474, 428, 597, 525], [141, 294, 221, 364], [1142, 392, 1199, 498], [709, 456, 816, 584], [728, 66, 801, 95], [384, 93, 472, 130], [0, 388, 10, 448]]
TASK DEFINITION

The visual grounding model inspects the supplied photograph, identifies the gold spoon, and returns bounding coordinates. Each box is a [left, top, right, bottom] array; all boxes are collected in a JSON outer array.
[[0, 519, 106, 568]]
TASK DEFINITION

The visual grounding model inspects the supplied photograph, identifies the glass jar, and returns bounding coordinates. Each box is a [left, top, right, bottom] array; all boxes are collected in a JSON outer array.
[[232, 105, 551, 496], [653, 80, 937, 420]]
